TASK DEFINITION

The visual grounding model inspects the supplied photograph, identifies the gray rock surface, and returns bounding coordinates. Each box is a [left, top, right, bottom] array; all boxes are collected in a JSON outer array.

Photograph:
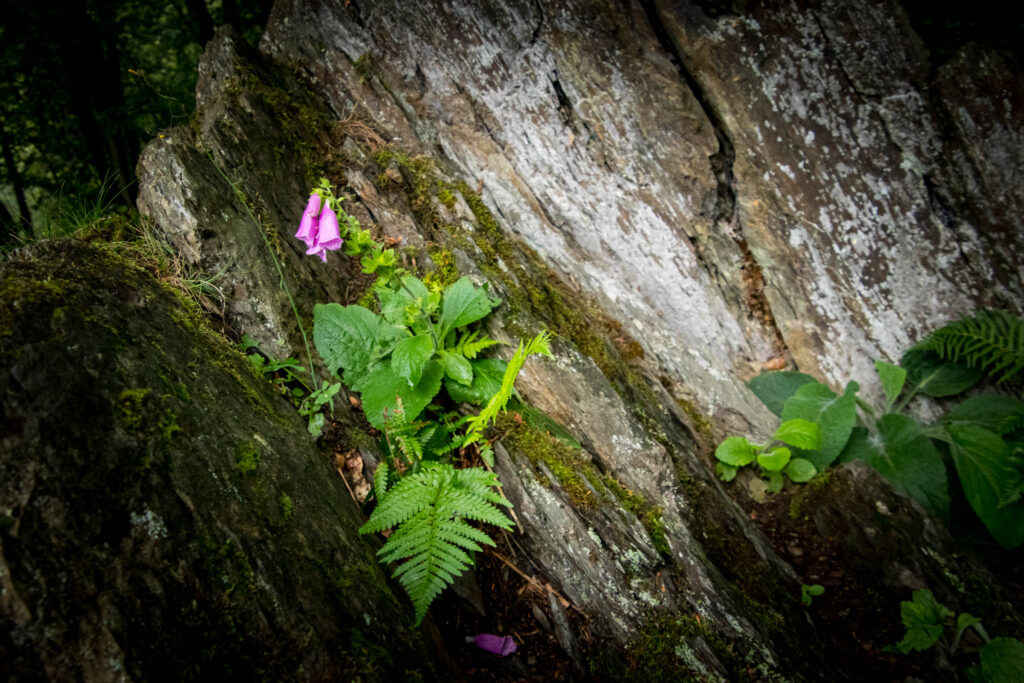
[[118, 0, 1024, 679]]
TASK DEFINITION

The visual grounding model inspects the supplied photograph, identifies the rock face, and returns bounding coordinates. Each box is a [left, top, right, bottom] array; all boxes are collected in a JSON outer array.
[[8, 0, 1023, 680], [0, 242, 436, 680]]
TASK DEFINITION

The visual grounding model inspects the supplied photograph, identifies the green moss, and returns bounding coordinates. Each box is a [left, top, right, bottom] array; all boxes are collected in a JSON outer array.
[[423, 245, 459, 289], [234, 441, 260, 474], [279, 493, 294, 521], [675, 397, 714, 441], [373, 148, 450, 232], [175, 382, 191, 403], [594, 611, 740, 682], [199, 536, 256, 597], [604, 476, 671, 556], [787, 470, 834, 521], [118, 388, 153, 431], [498, 413, 598, 511]]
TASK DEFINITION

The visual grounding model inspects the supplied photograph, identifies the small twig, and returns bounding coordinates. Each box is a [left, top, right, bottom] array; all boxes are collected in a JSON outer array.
[[338, 465, 360, 509], [490, 551, 581, 615]]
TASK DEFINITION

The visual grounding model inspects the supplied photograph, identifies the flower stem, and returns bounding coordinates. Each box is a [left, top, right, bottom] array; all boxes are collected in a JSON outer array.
[[206, 153, 319, 392]]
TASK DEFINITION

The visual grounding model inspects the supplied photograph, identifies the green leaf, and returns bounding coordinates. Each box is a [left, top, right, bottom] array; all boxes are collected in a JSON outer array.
[[955, 612, 982, 644], [915, 309, 1024, 384], [438, 277, 498, 339], [786, 458, 817, 483], [946, 423, 1024, 549], [446, 358, 508, 405], [381, 276, 431, 326], [773, 418, 824, 451], [307, 412, 325, 436], [360, 361, 444, 430], [765, 470, 784, 494], [980, 637, 1024, 683], [758, 447, 792, 472], [875, 359, 907, 410], [359, 464, 513, 624], [944, 395, 1024, 433], [715, 437, 758, 467], [895, 590, 952, 653], [801, 583, 825, 606], [746, 371, 817, 417], [716, 462, 738, 482], [781, 381, 859, 470], [901, 348, 983, 398], [843, 415, 950, 523], [439, 350, 474, 386], [313, 303, 380, 382], [392, 334, 435, 387]]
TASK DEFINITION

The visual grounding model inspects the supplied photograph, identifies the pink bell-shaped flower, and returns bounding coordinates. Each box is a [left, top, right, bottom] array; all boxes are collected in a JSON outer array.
[[307, 203, 342, 262], [295, 193, 321, 250]]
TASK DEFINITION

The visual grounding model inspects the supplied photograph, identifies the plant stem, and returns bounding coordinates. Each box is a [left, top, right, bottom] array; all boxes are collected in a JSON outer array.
[[893, 386, 919, 415], [397, 277, 440, 351], [207, 153, 319, 392]]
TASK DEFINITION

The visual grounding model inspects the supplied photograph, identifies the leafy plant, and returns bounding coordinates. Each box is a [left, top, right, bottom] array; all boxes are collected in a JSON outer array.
[[301, 178, 551, 623], [891, 590, 1024, 683], [913, 310, 1024, 384], [719, 310, 1024, 549], [800, 583, 824, 607], [714, 418, 822, 493], [359, 463, 514, 624]]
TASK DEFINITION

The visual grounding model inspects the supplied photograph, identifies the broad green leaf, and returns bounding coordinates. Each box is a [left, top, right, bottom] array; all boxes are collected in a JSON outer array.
[[439, 349, 474, 386], [980, 637, 1024, 683], [895, 589, 952, 653], [438, 277, 498, 338], [715, 436, 758, 467], [313, 303, 380, 381], [360, 361, 444, 430], [843, 415, 950, 522], [758, 447, 792, 472], [786, 458, 817, 483], [875, 359, 907, 409], [943, 395, 1024, 433], [392, 334, 434, 387], [837, 426, 871, 463], [765, 470, 784, 493], [446, 358, 508, 405], [946, 423, 1024, 549], [781, 381, 859, 470], [307, 413, 325, 436], [716, 462, 738, 482], [773, 418, 823, 451], [955, 613, 982, 644], [746, 371, 817, 417], [901, 348, 983, 398]]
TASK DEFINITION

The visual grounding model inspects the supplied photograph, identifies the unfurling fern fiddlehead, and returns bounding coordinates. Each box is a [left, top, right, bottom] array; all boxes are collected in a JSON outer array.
[[359, 464, 514, 624]]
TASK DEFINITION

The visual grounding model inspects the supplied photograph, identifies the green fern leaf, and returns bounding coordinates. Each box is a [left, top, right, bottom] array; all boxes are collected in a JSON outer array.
[[463, 331, 552, 449], [915, 310, 1024, 383], [359, 463, 513, 624], [452, 330, 501, 360], [374, 460, 389, 500]]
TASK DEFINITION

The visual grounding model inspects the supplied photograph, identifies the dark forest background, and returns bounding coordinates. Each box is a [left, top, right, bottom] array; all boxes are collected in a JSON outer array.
[[0, 0, 1020, 250]]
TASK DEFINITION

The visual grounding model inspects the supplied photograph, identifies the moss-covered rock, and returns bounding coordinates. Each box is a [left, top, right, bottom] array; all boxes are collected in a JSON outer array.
[[0, 241, 437, 680]]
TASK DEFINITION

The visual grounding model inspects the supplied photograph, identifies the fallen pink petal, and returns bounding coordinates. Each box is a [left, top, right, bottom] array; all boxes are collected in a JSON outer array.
[[469, 633, 517, 656]]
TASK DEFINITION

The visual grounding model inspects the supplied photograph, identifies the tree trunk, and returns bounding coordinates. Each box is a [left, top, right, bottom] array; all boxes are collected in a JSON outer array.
[[0, 118, 32, 238]]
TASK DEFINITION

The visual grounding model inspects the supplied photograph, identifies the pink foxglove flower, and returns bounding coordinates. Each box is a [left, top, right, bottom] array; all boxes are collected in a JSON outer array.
[[295, 192, 343, 262], [467, 633, 517, 656]]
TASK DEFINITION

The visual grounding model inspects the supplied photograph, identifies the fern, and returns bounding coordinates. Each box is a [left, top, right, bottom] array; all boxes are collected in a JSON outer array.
[[374, 460, 390, 500], [359, 463, 513, 624], [450, 330, 500, 360], [383, 397, 425, 464], [463, 331, 552, 460], [915, 310, 1024, 383]]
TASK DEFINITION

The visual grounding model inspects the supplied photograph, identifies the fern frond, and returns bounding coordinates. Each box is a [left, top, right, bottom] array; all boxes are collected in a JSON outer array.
[[916, 310, 1024, 383], [451, 330, 501, 360], [374, 460, 390, 500], [358, 463, 513, 624], [464, 331, 552, 448], [383, 397, 425, 463]]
